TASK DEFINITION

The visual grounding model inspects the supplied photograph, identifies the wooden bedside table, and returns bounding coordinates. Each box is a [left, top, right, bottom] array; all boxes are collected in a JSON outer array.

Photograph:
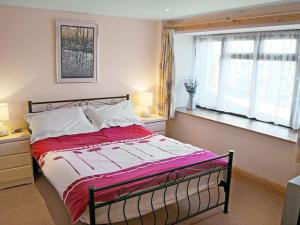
[[0, 130, 33, 190], [139, 114, 168, 135]]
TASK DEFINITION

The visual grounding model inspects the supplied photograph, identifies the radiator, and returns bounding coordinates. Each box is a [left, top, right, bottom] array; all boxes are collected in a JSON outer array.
[[281, 175, 300, 225]]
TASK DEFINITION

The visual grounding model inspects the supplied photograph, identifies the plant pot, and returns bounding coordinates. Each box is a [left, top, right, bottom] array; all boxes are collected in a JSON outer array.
[[186, 92, 196, 110]]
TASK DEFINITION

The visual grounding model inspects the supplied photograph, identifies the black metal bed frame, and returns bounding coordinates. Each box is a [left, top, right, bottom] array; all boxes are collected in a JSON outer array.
[[28, 94, 130, 113], [28, 95, 234, 225]]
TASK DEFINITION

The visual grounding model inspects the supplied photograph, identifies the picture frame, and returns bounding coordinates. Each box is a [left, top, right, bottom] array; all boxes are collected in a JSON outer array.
[[56, 19, 99, 83]]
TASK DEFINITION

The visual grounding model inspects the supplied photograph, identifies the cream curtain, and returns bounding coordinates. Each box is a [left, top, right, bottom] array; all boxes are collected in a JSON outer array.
[[194, 30, 300, 128], [159, 27, 175, 118]]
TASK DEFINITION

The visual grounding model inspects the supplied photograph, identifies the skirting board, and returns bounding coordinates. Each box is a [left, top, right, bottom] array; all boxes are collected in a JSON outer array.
[[233, 166, 286, 198], [0, 177, 33, 190]]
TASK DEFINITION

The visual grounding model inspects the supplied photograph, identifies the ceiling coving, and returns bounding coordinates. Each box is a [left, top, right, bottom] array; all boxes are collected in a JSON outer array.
[[0, 0, 295, 20]]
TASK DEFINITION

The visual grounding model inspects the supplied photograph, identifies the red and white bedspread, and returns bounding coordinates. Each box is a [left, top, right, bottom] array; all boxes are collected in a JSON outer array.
[[32, 125, 226, 224]]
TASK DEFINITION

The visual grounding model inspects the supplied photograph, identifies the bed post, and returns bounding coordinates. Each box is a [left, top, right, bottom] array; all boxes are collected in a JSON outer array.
[[224, 150, 234, 214], [89, 186, 96, 225], [28, 101, 32, 113]]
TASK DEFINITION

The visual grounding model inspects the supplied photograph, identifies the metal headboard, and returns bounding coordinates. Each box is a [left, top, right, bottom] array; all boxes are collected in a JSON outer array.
[[28, 94, 129, 113]]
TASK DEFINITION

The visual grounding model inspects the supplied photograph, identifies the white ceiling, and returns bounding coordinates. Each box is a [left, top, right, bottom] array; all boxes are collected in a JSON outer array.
[[0, 0, 295, 20]]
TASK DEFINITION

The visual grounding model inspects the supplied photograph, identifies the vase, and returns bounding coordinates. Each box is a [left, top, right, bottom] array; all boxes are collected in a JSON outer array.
[[186, 93, 196, 110]]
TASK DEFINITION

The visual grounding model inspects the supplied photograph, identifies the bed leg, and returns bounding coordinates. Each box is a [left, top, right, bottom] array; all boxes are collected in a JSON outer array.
[[89, 186, 96, 225], [223, 150, 234, 214]]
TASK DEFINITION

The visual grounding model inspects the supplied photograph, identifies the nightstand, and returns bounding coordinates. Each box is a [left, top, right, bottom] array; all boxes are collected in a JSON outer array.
[[139, 114, 168, 135], [0, 130, 33, 190]]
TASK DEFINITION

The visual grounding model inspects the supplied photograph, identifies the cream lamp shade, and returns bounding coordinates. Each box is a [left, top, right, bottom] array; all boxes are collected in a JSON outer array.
[[0, 103, 9, 136], [137, 92, 153, 117]]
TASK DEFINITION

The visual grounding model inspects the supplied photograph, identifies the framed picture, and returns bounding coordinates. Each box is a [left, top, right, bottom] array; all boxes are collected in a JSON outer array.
[[56, 20, 98, 83]]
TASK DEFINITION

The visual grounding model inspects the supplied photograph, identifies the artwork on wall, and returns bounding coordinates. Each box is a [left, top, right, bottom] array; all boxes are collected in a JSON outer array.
[[56, 20, 98, 83]]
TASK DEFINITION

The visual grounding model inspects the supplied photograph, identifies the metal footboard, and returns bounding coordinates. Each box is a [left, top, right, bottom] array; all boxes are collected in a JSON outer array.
[[88, 150, 234, 225]]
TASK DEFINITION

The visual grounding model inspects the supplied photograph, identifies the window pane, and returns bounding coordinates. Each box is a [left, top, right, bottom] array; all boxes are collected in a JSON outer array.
[[254, 60, 296, 125], [262, 39, 297, 54], [227, 40, 254, 53], [219, 59, 253, 115], [196, 41, 222, 108]]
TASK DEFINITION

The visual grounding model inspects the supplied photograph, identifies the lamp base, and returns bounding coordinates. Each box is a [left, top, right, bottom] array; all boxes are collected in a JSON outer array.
[[0, 130, 8, 137], [0, 122, 9, 137], [140, 106, 151, 117]]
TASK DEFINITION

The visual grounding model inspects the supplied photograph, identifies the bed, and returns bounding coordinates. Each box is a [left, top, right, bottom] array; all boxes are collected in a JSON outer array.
[[27, 95, 234, 225]]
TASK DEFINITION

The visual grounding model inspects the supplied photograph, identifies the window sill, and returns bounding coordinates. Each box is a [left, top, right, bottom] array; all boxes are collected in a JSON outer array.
[[175, 107, 298, 143]]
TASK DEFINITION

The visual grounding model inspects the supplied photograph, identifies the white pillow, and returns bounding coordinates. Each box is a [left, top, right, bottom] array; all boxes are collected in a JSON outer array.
[[85, 100, 143, 129], [25, 107, 97, 143]]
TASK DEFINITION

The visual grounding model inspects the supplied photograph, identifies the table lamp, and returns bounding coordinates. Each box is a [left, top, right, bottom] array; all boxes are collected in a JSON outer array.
[[0, 103, 9, 136], [137, 92, 153, 117]]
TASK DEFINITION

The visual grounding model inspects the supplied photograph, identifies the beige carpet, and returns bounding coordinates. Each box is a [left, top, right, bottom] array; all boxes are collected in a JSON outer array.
[[0, 182, 55, 225], [0, 174, 284, 225]]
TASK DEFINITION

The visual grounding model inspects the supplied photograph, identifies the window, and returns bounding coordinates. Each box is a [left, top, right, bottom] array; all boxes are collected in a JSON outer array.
[[193, 30, 300, 129]]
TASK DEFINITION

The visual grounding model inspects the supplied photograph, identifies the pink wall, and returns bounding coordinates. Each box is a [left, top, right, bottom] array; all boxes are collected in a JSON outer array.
[[0, 6, 161, 128], [167, 112, 300, 187]]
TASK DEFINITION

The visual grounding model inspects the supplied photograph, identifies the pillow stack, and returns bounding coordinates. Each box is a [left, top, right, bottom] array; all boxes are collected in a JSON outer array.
[[25, 100, 143, 143]]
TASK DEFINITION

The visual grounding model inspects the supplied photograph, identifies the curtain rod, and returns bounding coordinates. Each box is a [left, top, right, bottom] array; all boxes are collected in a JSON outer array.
[[166, 11, 300, 31]]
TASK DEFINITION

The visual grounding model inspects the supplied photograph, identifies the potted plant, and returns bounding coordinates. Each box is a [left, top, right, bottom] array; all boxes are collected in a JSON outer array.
[[184, 78, 198, 110]]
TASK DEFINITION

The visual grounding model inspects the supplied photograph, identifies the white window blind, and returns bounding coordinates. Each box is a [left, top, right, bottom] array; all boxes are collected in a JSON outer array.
[[193, 30, 300, 129]]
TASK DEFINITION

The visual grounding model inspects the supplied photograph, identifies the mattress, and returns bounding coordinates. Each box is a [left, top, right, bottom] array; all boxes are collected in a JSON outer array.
[[31, 125, 226, 224]]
